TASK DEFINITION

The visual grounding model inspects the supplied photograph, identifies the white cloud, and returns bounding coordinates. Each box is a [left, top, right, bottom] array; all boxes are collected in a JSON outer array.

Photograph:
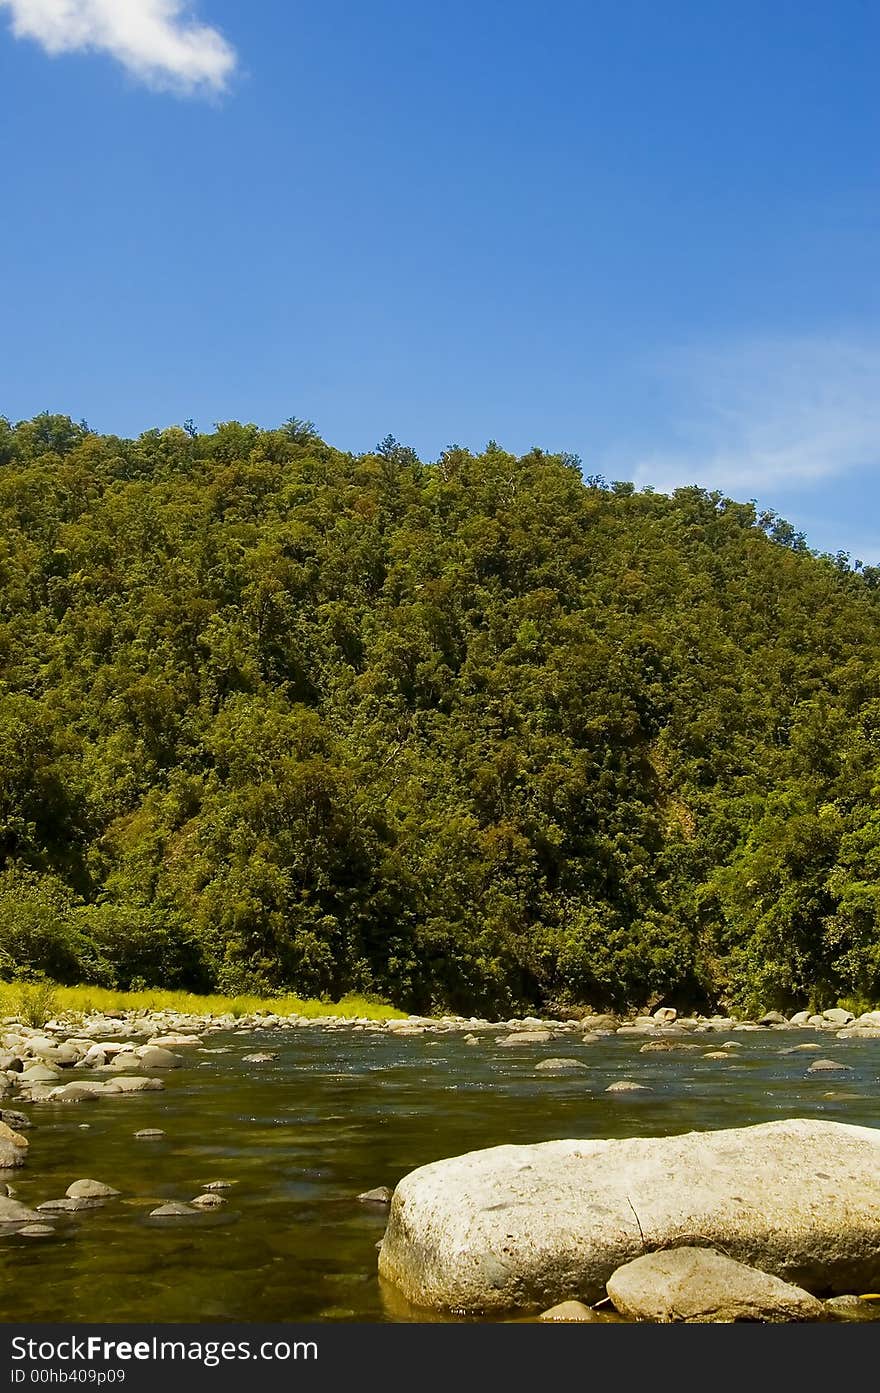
[[0, 0, 236, 94], [612, 336, 880, 498]]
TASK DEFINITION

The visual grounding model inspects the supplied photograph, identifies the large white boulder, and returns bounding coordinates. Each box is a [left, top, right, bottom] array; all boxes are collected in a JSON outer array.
[[378, 1119, 880, 1313]]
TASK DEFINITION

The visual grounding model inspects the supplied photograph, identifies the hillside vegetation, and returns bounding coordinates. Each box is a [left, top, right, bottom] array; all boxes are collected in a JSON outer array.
[[1, 412, 879, 1015]]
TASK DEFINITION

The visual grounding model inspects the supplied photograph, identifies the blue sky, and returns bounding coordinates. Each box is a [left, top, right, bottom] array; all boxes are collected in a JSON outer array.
[[1, 0, 878, 561]]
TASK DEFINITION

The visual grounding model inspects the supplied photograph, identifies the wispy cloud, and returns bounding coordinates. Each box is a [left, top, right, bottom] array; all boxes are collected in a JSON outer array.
[[0, 0, 236, 94], [611, 336, 880, 498]]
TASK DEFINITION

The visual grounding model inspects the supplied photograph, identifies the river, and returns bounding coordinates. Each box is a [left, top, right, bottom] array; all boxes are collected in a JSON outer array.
[[3, 1025, 879, 1321]]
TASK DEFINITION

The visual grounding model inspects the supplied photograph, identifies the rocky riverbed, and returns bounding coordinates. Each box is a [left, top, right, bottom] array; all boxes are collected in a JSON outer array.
[[2, 1003, 880, 1321]]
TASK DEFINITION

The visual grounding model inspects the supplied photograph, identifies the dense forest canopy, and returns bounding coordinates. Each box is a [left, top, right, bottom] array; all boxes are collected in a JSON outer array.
[[1, 412, 879, 1015]]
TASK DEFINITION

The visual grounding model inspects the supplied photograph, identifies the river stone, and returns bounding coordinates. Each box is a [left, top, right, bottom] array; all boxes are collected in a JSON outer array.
[[358, 1186, 393, 1205], [0, 1195, 42, 1225], [759, 1011, 787, 1025], [20, 1064, 60, 1083], [37, 1197, 105, 1212], [106, 1075, 164, 1093], [606, 1247, 825, 1323], [497, 1032, 552, 1046], [45, 1083, 96, 1103], [377, 1119, 880, 1313], [137, 1046, 182, 1069], [66, 1179, 120, 1199], [242, 1052, 277, 1063], [703, 1051, 733, 1060], [789, 1011, 812, 1026], [17, 1224, 56, 1238], [823, 1009, 854, 1025], [653, 1007, 677, 1023], [534, 1058, 588, 1073], [825, 1295, 880, 1321], [806, 1059, 853, 1074], [0, 1122, 28, 1169], [0, 1110, 31, 1130], [149, 1035, 202, 1048], [203, 1179, 233, 1189], [580, 1015, 619, 1032], [190, 1193, 225, 1208], [538, 1300, 604, 1322], [605, 1080, 652, 1093], [150, 1202, 198, 1217], [134, 1129, 165, 1139]]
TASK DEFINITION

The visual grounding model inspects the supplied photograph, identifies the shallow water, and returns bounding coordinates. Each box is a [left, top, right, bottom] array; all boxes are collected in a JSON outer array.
[[2, 1027, 879, 1321]]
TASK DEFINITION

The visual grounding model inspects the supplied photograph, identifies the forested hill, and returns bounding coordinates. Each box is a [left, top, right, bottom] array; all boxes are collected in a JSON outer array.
[[1, 413, 879, 1016]]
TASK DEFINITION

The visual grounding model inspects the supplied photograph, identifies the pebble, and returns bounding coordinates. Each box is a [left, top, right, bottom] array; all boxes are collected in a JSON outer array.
[[134, 1129, 165, 1139], [605, 1080, 652, 1093]]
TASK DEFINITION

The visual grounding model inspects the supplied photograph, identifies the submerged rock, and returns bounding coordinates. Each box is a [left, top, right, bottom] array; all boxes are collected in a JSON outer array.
[[806, 1059, 853, 1074], [37, 1197, 105, 1213], [358, 1186, 393, 1205], [534, 1058, 588, 1073], [0, 1195, 42, 1225], [378, 1119, 880, 1313], [606, 1247, 825, 1323]]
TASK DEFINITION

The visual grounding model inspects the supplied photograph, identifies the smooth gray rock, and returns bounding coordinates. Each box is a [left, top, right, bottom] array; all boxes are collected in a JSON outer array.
[[136, 1046, 182, 1069], [0, 1195, 42, 1225], [19, 1064, 60, 1083], [190, 1193, 225, 1208], [606, 1247, 825, 1323], [134, 1128, 165, 1138], [17, 1224, 56, 1238], [149, 1202, 198, 1217], [806, 1059, 853, 1074], [823, 1009, 854, 1025], [104, 1075, 164, 1093], [534, 1058, 588, 1073], [378, 1119, 880, 1313], [66, 1179, 120, 1199], [37, 1197, 105, 1213], [241, 1052, 277, 1063], [606, 1080, 652, 1093]]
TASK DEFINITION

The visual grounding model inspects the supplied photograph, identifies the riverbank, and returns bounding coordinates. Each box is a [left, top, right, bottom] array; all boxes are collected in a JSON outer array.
[[0, 981, 407, 1026]]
